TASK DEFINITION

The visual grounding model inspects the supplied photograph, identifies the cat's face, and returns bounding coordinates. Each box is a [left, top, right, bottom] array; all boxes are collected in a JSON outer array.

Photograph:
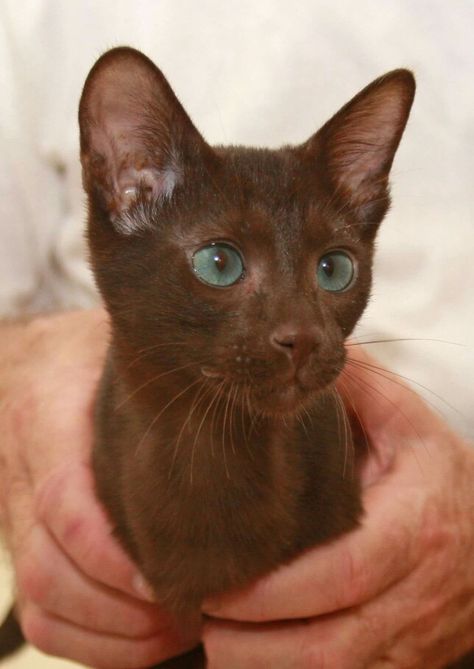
[[80, 48, 414, 416], [104, 151, 376, 415]]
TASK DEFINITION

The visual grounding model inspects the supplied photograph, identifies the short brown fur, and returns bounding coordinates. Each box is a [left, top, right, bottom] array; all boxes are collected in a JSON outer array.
[[3, 47, 468, 669], [82, 48, 412, 668]]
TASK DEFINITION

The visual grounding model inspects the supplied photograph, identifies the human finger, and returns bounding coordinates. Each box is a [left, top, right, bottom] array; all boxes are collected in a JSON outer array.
[[205, 564, 474, 669], [204, 464, 419, 622], [36, 460, 153, 601], [15, 523, 168, 637], [203, 612, 366, 669], [20, 601, 198, 669], [339, 346, 439, 438]]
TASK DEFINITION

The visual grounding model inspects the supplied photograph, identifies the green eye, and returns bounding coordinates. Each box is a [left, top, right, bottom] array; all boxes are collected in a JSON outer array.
[[192, 243, 244, 287], [317, 251, 355, 292]]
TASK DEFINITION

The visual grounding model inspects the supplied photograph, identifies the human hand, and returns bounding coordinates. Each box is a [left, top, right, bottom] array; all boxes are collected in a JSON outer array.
[[202, 349, 474, 668], [0, 310, 198, 668]]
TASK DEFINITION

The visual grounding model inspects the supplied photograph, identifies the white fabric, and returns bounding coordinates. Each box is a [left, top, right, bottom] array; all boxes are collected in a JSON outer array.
[[0, 0, 472, 436]]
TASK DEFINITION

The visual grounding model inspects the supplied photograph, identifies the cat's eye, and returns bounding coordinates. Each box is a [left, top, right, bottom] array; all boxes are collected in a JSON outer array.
[[192, 243, 244, 287], [317, 251, 355, 292]]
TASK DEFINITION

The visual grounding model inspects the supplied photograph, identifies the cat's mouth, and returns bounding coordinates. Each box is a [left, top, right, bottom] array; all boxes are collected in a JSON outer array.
[[201, 366, 334, 416], [201, 367, 223, 379], [252, 378, 327, 416], [201, 364, 338, 416]]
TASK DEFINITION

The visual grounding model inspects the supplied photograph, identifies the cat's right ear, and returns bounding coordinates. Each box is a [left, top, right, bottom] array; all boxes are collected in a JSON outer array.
[[79, 47, 208, 231], [302, 69, 415, 235]]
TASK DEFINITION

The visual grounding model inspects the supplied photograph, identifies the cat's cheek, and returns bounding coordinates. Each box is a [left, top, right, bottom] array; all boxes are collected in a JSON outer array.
[[335, 291, 372, 337], [240, 267, 265, 298]]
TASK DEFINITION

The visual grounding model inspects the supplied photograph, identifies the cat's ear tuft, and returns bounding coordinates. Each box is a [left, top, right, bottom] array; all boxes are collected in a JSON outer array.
[[305, 69, 415, 228], [79, 47, 206, 230]]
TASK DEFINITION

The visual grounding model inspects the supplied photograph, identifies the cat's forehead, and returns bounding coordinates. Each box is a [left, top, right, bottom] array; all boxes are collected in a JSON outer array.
[[182, 145, 358, 249], [217, 146, 302, 207]]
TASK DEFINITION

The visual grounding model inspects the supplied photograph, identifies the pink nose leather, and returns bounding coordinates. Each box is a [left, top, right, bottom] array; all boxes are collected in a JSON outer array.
[[270, 326, 319, 369]]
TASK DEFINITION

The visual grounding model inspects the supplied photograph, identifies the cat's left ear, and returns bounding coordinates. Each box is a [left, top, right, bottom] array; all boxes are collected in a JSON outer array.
[[303, 69, 415, 233], [79, 47, 211, 231]]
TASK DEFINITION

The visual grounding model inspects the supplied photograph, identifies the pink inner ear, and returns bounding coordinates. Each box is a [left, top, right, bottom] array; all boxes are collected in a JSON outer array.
[[117, 165, 180, 211], [80, 51, 187, 220], [331, 93, 408, 193], [319, 72, 415, 206], [110, 160, 181, 235], [84, 110, 181, 218]]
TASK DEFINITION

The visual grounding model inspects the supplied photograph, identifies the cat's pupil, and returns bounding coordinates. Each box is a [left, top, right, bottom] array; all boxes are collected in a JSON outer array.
[[321, 258, 334, 277], [317, 251, 354, 292], [214, 251, 227, 272], [192, 243, 244, 287]]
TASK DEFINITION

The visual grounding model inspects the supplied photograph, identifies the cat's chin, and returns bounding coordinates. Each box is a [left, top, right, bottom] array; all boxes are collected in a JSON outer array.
[[251, 382, 322, 417]]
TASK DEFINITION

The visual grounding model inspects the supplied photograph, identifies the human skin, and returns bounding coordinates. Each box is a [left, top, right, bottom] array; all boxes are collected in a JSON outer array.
[[1, 309, 473, 668], [0, 309, 198, 668], [202, 351, 474, 668]]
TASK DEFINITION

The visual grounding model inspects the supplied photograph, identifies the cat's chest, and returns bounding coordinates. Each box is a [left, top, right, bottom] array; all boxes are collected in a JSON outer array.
[[118, 395, 351, 544], [96, 375, 361, 610], [130, 418, 304, 535], [110, 421, 308, 607]]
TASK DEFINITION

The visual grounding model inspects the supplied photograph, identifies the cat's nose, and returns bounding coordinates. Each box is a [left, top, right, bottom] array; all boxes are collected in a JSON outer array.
[[270, 326, 319, 369]]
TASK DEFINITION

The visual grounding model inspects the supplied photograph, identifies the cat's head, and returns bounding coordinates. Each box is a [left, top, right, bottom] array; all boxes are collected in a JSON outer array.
[[79, 48, 414, 416]]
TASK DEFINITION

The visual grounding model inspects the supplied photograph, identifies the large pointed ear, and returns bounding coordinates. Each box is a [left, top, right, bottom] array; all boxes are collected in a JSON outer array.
[[79, 47, 207, 231], [303, 69, 415, 232]]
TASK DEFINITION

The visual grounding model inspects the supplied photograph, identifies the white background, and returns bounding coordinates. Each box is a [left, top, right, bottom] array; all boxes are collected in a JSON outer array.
[[0, 2, 473, 666]]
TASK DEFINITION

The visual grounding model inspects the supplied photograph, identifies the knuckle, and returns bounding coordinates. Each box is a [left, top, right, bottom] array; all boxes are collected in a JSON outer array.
[[61, 513, 88, 549], [35, 464, 108, 577], [16, 556, 52, 606], [20, 606, 55, 655], [339, 546, 368, 606], [418, 499, 452, 556]]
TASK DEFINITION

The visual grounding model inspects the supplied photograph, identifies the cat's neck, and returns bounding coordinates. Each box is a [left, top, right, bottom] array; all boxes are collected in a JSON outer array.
[[113, 353, 293, 490], [140, 387, 281, 488]]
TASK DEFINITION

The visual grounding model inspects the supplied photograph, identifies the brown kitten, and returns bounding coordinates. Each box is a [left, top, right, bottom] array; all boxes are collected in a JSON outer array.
[[77, 47, 415, 668], [0, 46, 470, 669]]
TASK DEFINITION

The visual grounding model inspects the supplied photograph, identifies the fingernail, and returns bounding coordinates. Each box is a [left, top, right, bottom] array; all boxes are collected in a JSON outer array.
[[133, 573, 156, 602]]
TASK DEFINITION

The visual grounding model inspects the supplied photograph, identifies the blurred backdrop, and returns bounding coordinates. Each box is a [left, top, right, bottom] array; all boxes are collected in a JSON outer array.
[[0, 1, 473, 666]]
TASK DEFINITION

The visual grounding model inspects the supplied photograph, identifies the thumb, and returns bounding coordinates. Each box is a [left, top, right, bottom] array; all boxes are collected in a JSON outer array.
[[338, 347, 439, 485]]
